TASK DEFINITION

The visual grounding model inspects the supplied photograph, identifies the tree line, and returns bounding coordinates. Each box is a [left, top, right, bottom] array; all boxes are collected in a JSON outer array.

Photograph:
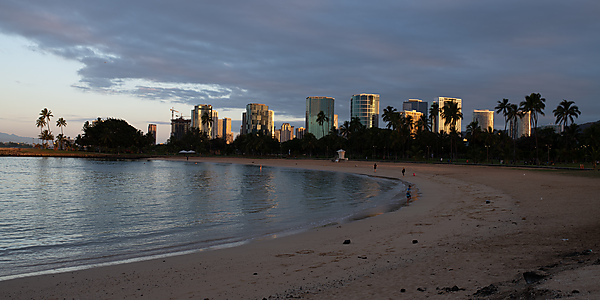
[[33, 93, 600, 168]]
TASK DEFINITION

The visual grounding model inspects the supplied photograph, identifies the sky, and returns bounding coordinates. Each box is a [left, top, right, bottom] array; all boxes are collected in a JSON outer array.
[[1, 0, 599, 144]]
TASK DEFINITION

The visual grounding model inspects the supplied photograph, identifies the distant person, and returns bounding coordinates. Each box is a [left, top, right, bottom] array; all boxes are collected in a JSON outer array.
[[373, 163, 377, 173], [406, 185, 412, 203], [402, 168, 405, 176]]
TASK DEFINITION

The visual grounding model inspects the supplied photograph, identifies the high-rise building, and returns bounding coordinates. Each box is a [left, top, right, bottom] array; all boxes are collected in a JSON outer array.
[[306, 96, 335, 139], [242, 103, 274, 136], [268, 110, 274, 137], [295, 127, 306, 139], [170, 117, 190, 140], [148, 124, 157, 144], [403, 99, 428, 120], [274, 129, 281, 142], [510, 111, 531, 139], [350, 94, 380, 128], [221, 117, 233, 144], [241, 112, 247, 135], [280, 123, 294, 142], [191, 104, 213, 136], [399, 110, 423, 135], [473, 110, 494, 132], [435, 97, 462, 133], [333, 114, 338, 130], [210, 111, 221, 139]]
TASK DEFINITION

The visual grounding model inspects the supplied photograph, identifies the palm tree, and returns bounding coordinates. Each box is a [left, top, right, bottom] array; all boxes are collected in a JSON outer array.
[[55, 133, 66, 150], [316, 110, 329, 139], [55, 117, 67, 150], [382, 106, 398, 129], [416, 114, 429, 132], [441, 101, 463, 133], [505, 104, 521, 139], [495, 98, 510, 133], [553, 99, 581, 130], [520, 93, 546, 164], [201, 112, 213, 137], [39, 108, 53, 134], [340, 121, 351, 138], [429, 102, 439, 132], [440, 101, 463, 160], [56, 117, 67, 135], [505, 104, 522, 163], [35, 116, 46, 146], [39, 129, 54, 149]]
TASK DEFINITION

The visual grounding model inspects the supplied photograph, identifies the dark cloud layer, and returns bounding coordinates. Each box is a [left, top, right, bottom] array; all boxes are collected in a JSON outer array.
[[1, 0, 599, 126]]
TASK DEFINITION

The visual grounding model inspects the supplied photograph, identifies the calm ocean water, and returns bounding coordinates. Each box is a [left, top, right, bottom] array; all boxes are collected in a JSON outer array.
[[0, 157, 404, 280]]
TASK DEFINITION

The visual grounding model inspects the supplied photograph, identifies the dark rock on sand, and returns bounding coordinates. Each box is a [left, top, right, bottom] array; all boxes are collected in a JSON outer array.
[[474, 284, 498, 296], [523, 271, 548, 284]]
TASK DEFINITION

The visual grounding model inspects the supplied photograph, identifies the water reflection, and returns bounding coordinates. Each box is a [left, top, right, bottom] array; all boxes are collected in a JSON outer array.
[[0, 158, 402, 279]]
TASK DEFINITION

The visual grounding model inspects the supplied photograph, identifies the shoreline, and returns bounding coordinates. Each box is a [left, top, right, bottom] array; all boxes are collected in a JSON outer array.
[[1, 158, 599, 299], [0, 157, 409, 282]]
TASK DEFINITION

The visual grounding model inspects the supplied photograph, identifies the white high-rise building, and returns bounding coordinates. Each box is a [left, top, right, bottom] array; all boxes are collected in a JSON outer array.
[[473, 110, 494, 132], [510, 111, 531, 139], [435, 97, 462, 133], [350, 94, 380, 128]]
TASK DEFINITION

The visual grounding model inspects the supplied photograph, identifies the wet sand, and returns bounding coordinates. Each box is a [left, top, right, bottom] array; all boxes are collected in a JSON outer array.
[[1, 158, 599, 299]]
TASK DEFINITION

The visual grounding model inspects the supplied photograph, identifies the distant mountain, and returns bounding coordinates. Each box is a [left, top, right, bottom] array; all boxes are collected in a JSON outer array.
[[0, 132, 35, 144], [579, 121, 600, 131]]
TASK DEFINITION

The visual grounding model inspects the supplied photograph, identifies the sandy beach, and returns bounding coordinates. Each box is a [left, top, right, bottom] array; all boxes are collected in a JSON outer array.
[[1, 158, 599, 299]]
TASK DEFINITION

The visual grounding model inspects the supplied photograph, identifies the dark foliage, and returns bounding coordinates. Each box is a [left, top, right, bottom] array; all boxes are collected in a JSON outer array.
[[76, 118, 154, 153]]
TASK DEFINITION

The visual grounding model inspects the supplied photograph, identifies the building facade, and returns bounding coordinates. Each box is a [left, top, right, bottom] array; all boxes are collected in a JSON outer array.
[[221, 117, 233, 143], [510, 111, 531, 139], [399, 110, 423, 135], [403, 99, 428, 121], [280, 123, 294, 142], [295, 127, 306, 139], [191, 104, 213, 136], [242, 103, 274, 136], [435, 97, 462, 133], [306, 96, 335, 139], [170, 117, 190, 140], [350, 94, 380, 128], [148, 124, 157, 144], [472, 110, 494, 132]]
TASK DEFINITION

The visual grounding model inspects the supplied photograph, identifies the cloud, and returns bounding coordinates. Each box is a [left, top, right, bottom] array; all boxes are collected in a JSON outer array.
[[1, 0, 599, 125]]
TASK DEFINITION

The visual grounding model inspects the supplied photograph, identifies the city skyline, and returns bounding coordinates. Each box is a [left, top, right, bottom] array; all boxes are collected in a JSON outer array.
[[2, 1, 600, 143]]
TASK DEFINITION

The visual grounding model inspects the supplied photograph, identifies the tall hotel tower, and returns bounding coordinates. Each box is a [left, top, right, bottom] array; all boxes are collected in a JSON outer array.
[[191, 104, 213, 136], [473, 110, 494, 132], [241, 103, 274, 136], [510, 111, 531, 139], [435, 97, 462, 133], [350, 94, 380, 128], [306, 96, 335, 139]]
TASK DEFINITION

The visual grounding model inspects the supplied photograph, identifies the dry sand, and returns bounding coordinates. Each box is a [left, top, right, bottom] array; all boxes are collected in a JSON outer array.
[[1, 158, 599, 299]]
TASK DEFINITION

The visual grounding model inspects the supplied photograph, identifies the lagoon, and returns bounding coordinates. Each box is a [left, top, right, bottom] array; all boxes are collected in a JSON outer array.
[[0, 157, 403, 280]]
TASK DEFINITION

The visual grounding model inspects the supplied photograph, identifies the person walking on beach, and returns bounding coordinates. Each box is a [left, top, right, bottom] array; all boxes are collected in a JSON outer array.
[[406, 185, 412, 203], [373, 163, 377, 173], [402, 168, 405, 176]]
